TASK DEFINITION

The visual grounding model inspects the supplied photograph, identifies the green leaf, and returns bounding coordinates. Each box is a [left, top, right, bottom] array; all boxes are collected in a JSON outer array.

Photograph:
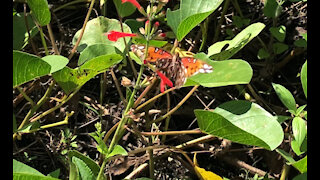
[[208, 22, 265, 60], [124, 19, 144, 33], [13, 159, 44, 176], [13, 13, 39, 50], [272, 42, 288, 54], [53, 54, 122, 94], [72, 16, 132, 53], [132, 38, 168, 48], [232, 16, 250, 28], [27, 0, 51, 26], [68, 150, 101, 179], [113, 0, 136, 17], [106, 145, 128, 158], [295, 105, 306, 116], [129, 51, 142, 65], [13, 173, 61, 180], [13, 51, 51, 88], [195, 100, 284, 150], [42, 55, 69, 73], [257, 48, 270, 60], [276, 115, 291, 124], [291, 156, 307, 173], [78, 44, 121, 66], [17, 121, 41, 133], [301, 60, 307, 98], [275, 148, 296, 164], [269, 25, 286, 42], [294, 39, 307, 48], [184, 54, 253, 87], [166, 0, 224, 41], [293, 173, 307, 180], [263, 0, 283, 18], [47, 169, 60, 178], [68, 158, 80, 180], [291, 117, 307, 155], [272, 83, 297, 112]]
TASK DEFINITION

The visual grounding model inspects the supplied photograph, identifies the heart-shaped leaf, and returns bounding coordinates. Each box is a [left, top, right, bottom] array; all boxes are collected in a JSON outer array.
[[263, 0, 283, 18], [27, 0, 51, 26], [195, 100, 284, 150], [42, 55, 69, 73], [13, 13, 39, 50], [78, 44, 121, 66], [272, 42, 288, 54], [53, 54, 122, 94], [208, 22, 265, 60], [166, 0, 224, 41], [72, 16, 132, 53], [301, 60, 307, 98], [113, 0, 137, 18], [183, 53, 253, 87], [269, 25, 286, 42], [13, 50, 51, 88]]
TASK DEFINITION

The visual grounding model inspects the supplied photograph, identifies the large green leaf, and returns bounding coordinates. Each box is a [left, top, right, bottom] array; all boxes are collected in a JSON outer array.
[[13, 159, 60, 180], [183, 53, 252, 87], [301, 60, 307, 98], [72, 16, 132, 53], [272, 83, 297, 112], [291, 156, 307, 173], [42, 55, 69, 73], [78, 44, 121, 66], [166, 0, 224, 41], [263, 0, 283, 18], [13, 50, 51, 88], [13, 13, 39, 50], [27, 0, 51, 26], [195, 100, 284, 150], [113, 0, 136, 18], [52, 54, 122, 94], [208, 22, 265, 60]]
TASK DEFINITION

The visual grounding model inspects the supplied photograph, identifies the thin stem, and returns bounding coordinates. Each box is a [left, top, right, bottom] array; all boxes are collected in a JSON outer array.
[[23, 3, 38, 56], [13, 80, 56, 140], [53, 0, 90, 13], [149, 85, 199, 125], [38, 25, 49, 56], [133, 77, 157, 108], [213, 0, 231, 43], [17, 86, 34, 107], [29, 84, 81, 123], [161, 93, 171, 143], [46, 23, 60, 55], [117, 14, 138, 78], [134, 87, 177, 112], [110, 68, 126, 103], [141, 129, 202, 136], [97, 158, 107, 180], [68, 0, 95, 60]]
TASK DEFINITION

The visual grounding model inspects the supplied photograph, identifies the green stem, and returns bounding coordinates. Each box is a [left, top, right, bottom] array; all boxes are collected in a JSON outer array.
[[97, 158, 107, 180], [38, 25, 49, 56], [68, 0, 95, 60], [148, 85, 199, 125], [13, 80, 55, 140], [17, 86, 34, 107], [213, 0, 231, 43]]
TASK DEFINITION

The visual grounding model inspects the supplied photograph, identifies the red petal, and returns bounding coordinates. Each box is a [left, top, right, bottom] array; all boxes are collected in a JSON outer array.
[[160, 80, 165, 93], [156, 70, 173, 88], [122, 0, 141, 9], [105, 31, 136, 42]]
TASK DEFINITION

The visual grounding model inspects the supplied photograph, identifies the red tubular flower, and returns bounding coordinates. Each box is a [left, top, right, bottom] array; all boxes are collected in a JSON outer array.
[[156, 70, 173, 93], [105, 31, 136, 42], [122, 0, 141, 9]]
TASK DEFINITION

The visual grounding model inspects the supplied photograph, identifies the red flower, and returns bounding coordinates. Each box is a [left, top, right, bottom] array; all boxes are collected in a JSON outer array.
[[156, 70, 173, 93], [105, 31, 136, 42], [122, 0, 141, 9], [154, 21, 160, 27]]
